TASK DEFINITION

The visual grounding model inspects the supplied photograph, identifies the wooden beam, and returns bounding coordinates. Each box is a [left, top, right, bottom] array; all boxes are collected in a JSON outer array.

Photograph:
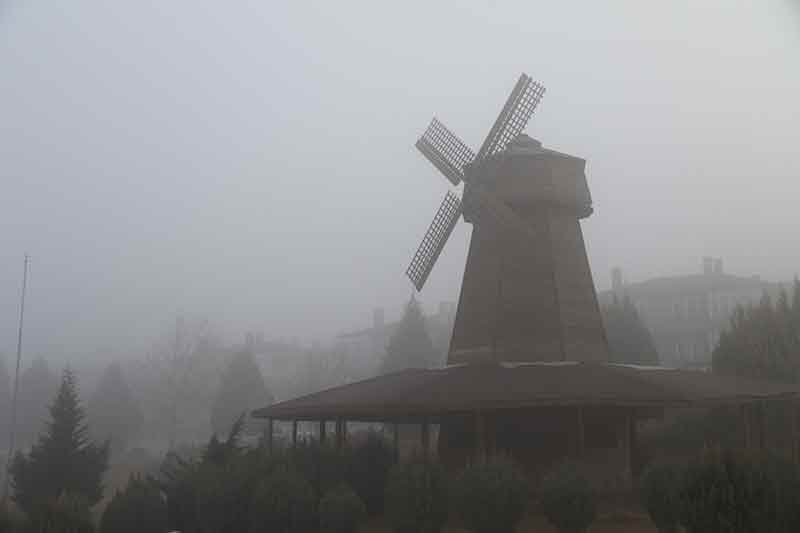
[[756, 401, 766, 451], [319, 420, 327, 445], [792, 401, 799, 464], [576, 406, 585, 457], [421, 419, 430, 458], [741, 404, 752, 450], [475, 411, 487, 462], [393, 423, 400, 461]]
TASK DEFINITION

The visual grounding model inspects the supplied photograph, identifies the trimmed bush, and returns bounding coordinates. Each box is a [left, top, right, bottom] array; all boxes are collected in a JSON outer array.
[[540, 463, 595, 533], [640, 462, 684, 533], [680, 450, 800, 533], [249, 465, 316, 533], [290, 440, 350, 500], [100, 475, 167, 533], [385, 456, 449, 533], [34, 492, 94, 533], [453, 457, 529, 533], [347, 432, 395, 515], [319, 484, 366, 533]]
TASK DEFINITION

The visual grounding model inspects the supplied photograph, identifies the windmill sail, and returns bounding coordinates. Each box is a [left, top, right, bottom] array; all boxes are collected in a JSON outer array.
[[415, 118, 476, 186], [406, 191, 463, 291]]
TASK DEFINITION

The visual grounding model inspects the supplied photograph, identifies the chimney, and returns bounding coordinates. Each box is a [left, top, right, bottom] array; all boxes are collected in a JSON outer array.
[[611, 267, 624, 293], [702, 256, 714, 276], [372, 307, 385, 331]]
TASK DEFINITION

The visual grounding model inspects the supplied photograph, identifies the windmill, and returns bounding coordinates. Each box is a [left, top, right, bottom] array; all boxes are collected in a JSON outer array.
[[406, 73, 609, 365]]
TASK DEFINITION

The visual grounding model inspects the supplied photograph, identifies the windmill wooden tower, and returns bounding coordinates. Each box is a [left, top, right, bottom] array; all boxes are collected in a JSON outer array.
[[407, 73, 609, 364]]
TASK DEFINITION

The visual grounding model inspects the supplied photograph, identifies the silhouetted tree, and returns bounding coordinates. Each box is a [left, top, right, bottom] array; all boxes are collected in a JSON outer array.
[[381, 297, 437, 374], [602, 295, 659, 365], [88, 362, 144, 453], [211, 349, 271, 436], [0, 354, 11, 443], [714, 281, 800, 382], [16, 357, 58, 448], [11, 368, 109, 517]]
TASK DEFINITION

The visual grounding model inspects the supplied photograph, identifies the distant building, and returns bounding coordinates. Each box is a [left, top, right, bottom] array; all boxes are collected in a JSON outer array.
[[598, 258, 778, 369]]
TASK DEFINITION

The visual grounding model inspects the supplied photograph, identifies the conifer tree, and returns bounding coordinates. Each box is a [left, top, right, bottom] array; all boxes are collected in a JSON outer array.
[[210, 349, 271, 436], [381, 297, 438, 374], [88, 362, 144, 453], [11, 368, 110, 516], [601, 295, 659, 365], [16, 357, 58, 448]]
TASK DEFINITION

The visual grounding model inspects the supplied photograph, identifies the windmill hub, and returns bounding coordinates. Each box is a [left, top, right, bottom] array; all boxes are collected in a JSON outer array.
[[407, 73, 609, 365]]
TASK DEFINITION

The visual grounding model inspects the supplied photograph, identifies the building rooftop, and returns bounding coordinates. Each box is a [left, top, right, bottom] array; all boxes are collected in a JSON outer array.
[[253, 362, 800, 421]]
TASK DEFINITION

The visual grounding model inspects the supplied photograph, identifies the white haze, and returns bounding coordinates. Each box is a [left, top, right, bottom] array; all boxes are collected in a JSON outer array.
[[1, 1, 799, 362]]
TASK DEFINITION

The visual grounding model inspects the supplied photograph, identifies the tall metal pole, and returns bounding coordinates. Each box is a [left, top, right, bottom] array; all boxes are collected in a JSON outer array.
[[4, 254, 30, 503]]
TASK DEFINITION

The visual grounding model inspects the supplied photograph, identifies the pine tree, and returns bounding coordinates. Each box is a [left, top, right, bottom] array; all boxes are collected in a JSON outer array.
[[11, 368, 110, 516], [210, 349, 272, 436], [0, 354, 11, 444], [16, 357, 58, 448], [381, 297, 438, 374], [88, 362, 144, 454], [601, 295, 659, 365]]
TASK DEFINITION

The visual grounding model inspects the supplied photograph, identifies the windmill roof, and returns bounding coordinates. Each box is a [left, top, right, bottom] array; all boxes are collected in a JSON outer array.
[[253, 362, 800, 421]]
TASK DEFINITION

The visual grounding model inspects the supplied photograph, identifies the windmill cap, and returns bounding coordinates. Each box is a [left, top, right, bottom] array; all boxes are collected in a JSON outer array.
[[506, 134, 543, 153]]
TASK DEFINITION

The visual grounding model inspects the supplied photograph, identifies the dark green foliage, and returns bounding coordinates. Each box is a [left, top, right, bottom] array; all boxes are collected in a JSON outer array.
[[602, 295, 659, 365], [680, 451, 800, 533], [319, 484, 366, 533], [0, 355, 11, 445], [211, 348, 272, 436], [714, 282, 800, 382], [0, 503, 25, 533], [15, 357, 58, 448], [99, 475, 167, 533], [382, 297, 438, 373], [11, 369, 109, 519], [384, 455, 449, 533], [289, 440, 350, 500], [33, 492, 94, 533], [249, 465, 316, 533], [640, 462, 684, 533], [453, 457, 529, 533], [346, 432, 395, 515], [203, 414, 246, 466], [88, 362, 143, 454], [540, 462, 596, 533]]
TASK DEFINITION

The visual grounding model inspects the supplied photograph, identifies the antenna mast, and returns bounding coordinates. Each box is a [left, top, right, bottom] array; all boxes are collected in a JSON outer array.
[[4, 254, 30, 503]]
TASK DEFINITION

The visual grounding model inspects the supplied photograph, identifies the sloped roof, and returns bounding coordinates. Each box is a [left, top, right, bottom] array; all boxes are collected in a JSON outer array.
[[253, 362, 800, 421]]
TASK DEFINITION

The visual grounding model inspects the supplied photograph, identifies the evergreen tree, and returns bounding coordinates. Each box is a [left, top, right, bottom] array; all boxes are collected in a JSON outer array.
[[602, 295, 659, 365], [88, 362, 144, 453], [714, 282, 800, 382], [210, 349, 272, 436], [381, 297, 438, 374], [11, 368, 110, 517], [16, 357, 59, 448], [0, 354, 11, 444]]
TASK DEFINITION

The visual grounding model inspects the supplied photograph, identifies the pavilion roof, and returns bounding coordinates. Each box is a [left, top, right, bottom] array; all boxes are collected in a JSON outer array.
[[252, 362, 800, 422]]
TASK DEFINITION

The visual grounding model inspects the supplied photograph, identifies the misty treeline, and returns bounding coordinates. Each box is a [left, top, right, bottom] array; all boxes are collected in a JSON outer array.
[[713, 280, 800, 381], [601, 295, 659, 365]]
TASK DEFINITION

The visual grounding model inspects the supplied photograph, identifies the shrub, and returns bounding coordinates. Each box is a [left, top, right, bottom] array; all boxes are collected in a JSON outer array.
[[680, 450, 800, 533], [640, 462, 684, 533], [194, 463, 252, 533], [249, 465, 316, 533], [347, 432, 395, 515], [100, 475, 167, 533], [34, 492, 94, 533], [385, 455, 449, 533], [453, 457, 529, 533], [290, 440, 350, 499], [319, 484, 366, 533], [0, 503, 25, 533], [540, 462, 595, 533]]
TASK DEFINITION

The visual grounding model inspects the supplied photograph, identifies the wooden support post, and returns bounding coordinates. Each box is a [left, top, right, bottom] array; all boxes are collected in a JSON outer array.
[[475, 411, 487, 462], [792, 402, 799, 464], [756, 401, 766, 451], [393, 423, 400, 461], [335, 419, 342, 449], [292, 420, 298, 448], [742, 404, 752, 450], [319, 420, 327, 445], [266, 418, 274, 455], [576, 406, 585, 457], [619, 410, 632, 486], [421, 419, 430, 458]]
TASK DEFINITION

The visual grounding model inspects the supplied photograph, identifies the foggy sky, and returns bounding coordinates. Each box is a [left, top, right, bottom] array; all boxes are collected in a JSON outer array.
[[2, 1, 799, 362]]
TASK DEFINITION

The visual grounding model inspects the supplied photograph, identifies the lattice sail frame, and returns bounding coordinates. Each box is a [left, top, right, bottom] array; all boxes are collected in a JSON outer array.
[[415, 118, 476, 186], [476, 74, 546, 161], [406, 191, 463, 291]]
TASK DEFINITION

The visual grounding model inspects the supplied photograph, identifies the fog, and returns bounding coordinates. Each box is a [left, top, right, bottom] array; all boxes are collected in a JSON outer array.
[[2, 0, 799, 362]]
